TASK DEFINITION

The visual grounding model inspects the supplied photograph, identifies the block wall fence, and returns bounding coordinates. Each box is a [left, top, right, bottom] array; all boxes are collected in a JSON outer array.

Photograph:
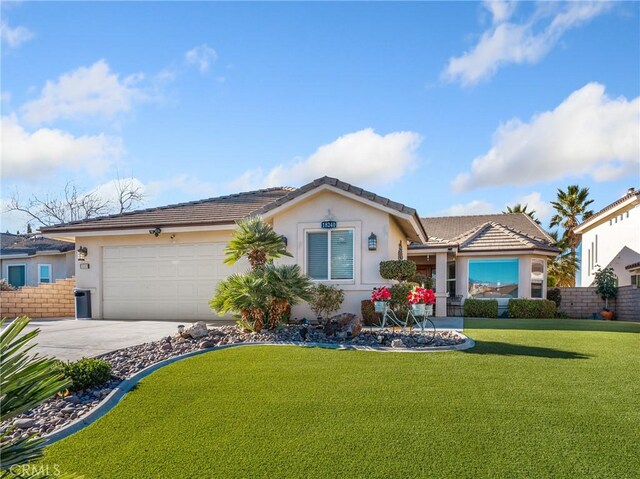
[[557, 285, 639, 321], [0, 278, 75, 319]]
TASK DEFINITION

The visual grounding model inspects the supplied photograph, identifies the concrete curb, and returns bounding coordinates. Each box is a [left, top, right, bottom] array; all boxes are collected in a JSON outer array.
[[44, 334, 475, 446]]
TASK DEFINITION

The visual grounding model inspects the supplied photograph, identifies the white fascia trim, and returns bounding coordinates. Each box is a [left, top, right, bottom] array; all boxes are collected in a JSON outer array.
[[0, 253, 30, 259], [262, 184, 427, 242], [42, 223, 234, 239], [407, 247, 455, 255], [575, 196, 639, 234]]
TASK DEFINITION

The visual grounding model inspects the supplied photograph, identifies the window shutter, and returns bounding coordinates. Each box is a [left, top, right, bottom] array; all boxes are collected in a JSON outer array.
[[330, 230, 353, 280], [307, 232, 328, 280]]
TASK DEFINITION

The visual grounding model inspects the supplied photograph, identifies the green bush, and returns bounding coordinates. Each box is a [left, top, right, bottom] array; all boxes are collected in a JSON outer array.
[[309, 284, 344, 323], [463, 298, 498, 318], [389, 282, 414, 315], [410, 274, 433, 289], [546, 288, 561, 308], [508, 299, 557, 319], [361, 299, 379, 326], [379, 260, 416, 281], [54, 357, 111, 392]]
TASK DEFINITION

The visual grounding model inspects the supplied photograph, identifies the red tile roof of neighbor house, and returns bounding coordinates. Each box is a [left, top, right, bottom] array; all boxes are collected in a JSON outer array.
[[39, 177, 428, 241]]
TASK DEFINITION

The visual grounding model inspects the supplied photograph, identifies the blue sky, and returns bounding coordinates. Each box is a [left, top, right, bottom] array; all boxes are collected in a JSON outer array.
[[1, 1, 639, 234]]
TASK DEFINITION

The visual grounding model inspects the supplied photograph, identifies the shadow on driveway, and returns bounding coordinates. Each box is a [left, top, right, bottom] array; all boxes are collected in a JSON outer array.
[[463, 340, 591, 359]]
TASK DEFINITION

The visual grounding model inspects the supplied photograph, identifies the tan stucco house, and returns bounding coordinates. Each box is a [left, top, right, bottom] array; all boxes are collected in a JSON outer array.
[[1, 233, 75, 288], [40, 176, 559, 320]]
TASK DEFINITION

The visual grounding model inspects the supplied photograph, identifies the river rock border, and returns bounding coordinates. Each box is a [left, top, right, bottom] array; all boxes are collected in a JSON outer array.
[[3, 325, 474, 446]]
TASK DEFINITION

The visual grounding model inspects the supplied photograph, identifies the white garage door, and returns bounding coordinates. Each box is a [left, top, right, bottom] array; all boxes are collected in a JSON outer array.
[[102, 243, 245, 320]]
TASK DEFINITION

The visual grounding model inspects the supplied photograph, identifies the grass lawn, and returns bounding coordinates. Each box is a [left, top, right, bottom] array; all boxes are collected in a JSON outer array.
[[42, 319, 640, 478]]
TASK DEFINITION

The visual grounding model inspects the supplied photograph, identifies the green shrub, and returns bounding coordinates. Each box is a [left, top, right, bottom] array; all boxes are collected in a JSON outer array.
[[593, 266, 618, 309], [546, 287, 561, 308], [54, 357, 111, 391], [379, 260, 417, 281], [410, 274, 433, 289], [308, 284, 345, 323], [463, 298, 498, 318], [389, 282, 414, 315], [508, 299, 557, 319], [361, 299, 379, 326]]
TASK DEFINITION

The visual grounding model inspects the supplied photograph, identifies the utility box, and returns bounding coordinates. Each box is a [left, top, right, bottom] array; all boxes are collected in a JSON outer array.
[[74, 289, 92, 320]]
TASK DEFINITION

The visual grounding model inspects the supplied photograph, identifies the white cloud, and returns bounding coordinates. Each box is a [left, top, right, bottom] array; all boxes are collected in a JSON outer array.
[[21, 59, 146, 125], [508, 192, 551, 221], [229, 128, 422, 190], [443, 2, 611, 86], [185, 44, 218, 73], [0, 20, 34, 48], [0, 115, 122, 180], [438, 199, 496, 216], [483, 1, 517, 24], [452, 83, 640, 192]]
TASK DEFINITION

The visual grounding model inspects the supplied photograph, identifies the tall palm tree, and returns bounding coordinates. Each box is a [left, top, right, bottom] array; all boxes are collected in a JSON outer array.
[[549, 186, 594, 287], [547, 231, 579, 287], [224, 216, 292, 270], [503, 203, 541, 224]]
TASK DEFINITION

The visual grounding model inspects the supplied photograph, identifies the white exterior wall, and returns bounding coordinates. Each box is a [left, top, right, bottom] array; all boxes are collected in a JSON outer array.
[[580, 203, 640, 287], [270, 190, 404, 320], [73, 230, 235, 319]]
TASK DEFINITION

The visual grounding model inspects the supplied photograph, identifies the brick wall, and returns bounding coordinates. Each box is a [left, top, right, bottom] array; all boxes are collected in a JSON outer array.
[[0, 278, 75, 319], [557, 286, 640, 321]]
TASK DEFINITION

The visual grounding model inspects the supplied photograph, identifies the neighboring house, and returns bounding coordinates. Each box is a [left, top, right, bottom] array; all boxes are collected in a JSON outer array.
[[626, 262, 640, 287], [41, 176, 559, 320], [574, 187, 640, 287], [0, 233, 75, 288]]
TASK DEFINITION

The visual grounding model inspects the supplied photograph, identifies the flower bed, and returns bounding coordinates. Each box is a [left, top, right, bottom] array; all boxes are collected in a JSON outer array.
[[1, 325, 465, 442]]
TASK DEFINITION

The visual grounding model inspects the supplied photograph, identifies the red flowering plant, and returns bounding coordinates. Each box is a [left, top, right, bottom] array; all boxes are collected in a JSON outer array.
[[407, 286, 435, 305], [371, 286, 391, 302]]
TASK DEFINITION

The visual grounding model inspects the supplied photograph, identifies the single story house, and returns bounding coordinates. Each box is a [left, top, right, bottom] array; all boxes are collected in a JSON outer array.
[[1, 233, 75, 287], [574, 187, 639, 287], [41, 176, 559, 320]]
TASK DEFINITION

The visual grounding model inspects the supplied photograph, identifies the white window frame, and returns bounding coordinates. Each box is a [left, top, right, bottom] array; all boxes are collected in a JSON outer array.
[[305, 227, 355, 282], [38, 264, 52, 284], [530, 259, 545, 299], [6, 264, 27, 287]]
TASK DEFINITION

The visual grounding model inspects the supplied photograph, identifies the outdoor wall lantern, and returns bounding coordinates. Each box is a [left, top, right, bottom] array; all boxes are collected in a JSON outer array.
[[281, 235, 288, 248], [368, 233, 377, 251], [76, 246, 88, 261], [149, 227, 162, 237]]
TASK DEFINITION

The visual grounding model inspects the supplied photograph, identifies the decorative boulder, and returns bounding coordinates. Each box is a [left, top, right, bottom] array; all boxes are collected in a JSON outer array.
[[198, 340, 213, 349], [185, 321, 208, 339], [329, 313, 363, 338], [391, 338, 405, 349]]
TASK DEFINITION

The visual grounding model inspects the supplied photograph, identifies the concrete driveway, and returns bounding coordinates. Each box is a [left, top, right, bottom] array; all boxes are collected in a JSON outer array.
[[15, 319, 189, 361]]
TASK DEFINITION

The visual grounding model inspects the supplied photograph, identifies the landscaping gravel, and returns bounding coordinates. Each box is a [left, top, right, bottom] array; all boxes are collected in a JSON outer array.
[[1, 324, 465, 442]]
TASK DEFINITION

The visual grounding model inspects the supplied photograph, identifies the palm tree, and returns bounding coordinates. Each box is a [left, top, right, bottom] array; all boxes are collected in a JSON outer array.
[[224, 216, 292, 270], [549, 185, 594, 286], [503, 203, 541, 224], [1, 316, 79, 477]]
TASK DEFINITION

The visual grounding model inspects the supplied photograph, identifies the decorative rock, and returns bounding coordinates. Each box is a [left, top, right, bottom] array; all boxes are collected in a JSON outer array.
[[160, 342, 172, 351], [185, 321, 208, 339], [14, 418, 35, 429], [198, 340, 213, 349], [391, 339, 405, 349]]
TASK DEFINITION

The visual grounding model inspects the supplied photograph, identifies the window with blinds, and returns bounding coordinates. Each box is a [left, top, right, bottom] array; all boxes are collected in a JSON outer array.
[[306, 229, 354, 280]]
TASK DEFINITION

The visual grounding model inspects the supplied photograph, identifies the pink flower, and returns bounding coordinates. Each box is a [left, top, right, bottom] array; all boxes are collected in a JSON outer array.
[[407, 286, 435, 305], [371, 286, 391, 301]]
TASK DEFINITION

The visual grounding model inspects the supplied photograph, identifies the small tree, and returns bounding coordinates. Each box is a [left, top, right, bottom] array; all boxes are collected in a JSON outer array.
[[224, 216, 292, 270], [593, 266, 618, 310], [308, 284, 344, 324], [379, 260, 417, 282]]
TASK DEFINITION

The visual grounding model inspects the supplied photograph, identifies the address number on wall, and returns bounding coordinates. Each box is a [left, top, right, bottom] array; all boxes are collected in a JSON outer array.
[[321, 221, 337, 229]]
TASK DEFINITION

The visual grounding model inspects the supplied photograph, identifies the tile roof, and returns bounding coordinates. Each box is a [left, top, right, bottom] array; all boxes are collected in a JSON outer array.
[[458, 222, 559, 253], [39, 177, 428, 241], [625, 261, 640, 271], [0, 233, 75, 256], [40, 187, 295, 233]]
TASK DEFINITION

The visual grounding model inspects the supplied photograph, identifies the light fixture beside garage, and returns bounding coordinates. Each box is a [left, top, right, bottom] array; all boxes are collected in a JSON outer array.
[[368, 233, 377, 251], [76, 246, 88, 261], [281, 235, 288, 248], [149, 227, 162, 237]]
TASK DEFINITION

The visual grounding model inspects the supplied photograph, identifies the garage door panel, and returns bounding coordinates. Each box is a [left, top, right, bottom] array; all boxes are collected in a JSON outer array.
[[103, 243, 228, 320]]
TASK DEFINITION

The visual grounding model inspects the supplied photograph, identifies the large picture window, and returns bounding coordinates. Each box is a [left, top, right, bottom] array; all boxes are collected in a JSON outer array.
[[307, 229, 354, 280], [468, 258, 519, 299]]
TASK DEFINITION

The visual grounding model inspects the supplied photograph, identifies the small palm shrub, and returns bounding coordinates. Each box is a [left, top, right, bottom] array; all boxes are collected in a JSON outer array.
[[309, 284, 344, 324], [224, 216, 292, 270], [463, 298, 498, 318], [54, 357, 112, 391], [508, 299, 556, 319]]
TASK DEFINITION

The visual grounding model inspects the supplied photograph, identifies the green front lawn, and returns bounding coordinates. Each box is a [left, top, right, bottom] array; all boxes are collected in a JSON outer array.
[[43, 319, 640, 478]]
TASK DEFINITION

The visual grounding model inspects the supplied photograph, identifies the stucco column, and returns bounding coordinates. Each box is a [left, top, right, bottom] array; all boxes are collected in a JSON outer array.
[[435, 252, 447, 317]]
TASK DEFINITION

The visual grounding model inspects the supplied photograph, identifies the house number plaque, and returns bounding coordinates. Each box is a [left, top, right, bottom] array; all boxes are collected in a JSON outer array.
[[321, 221, 337, 229]]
